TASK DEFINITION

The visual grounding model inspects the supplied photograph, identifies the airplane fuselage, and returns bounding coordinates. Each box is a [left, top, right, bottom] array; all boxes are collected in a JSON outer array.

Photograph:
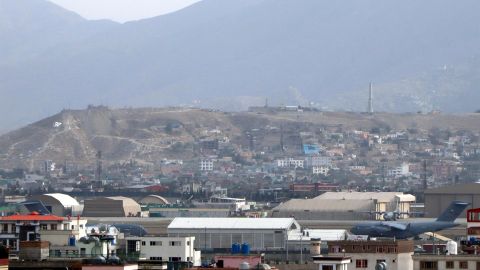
[[351, 221, 459, 239]]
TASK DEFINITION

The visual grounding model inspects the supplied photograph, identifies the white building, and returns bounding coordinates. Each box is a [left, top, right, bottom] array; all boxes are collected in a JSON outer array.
[[305, 156, 331, 167], [200, 159, 214, 171], [387, 163, 410, 178], [276, 158, 305, 169], [125, 236, 201, 266], [167, 217, 301, 251], [312, 166, 329, 175]]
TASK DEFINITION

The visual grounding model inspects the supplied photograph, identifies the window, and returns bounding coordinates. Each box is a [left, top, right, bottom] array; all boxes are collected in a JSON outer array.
[[150, 257, 162, 261], [169, 241, 181, 246], [11, 224, 15, 233], [2, 224, 8, 232], [80, 248, 86, 256], [51, 224, 57, 230], [40, 224, 48, 230], [445, 261, 454, 269], [141, 241, 146, 246], [187, 241, 190, 246], [420, 261, 437, 270], [169, 257, 181, 262], [356, 259, 368, 268], [459, 261, 468, 269], [150, 241, 162, 246]]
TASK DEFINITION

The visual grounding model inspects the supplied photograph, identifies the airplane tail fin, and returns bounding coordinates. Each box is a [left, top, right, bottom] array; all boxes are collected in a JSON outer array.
[[436, 201, 469, 222]]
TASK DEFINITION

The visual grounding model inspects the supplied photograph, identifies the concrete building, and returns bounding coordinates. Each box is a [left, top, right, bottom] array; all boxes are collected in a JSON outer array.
[[312, 166, 329, 175], [167, 217, 301, 251], [412, 254, 480, 270], [0, 212, 86, 252], [277, 158, 305, 168], [312, 256, 351, 270], [83, 196, 142, 217], [328, 240, 414, 270], [30, 193, 81, 216], [200, 159, 214, 171], [424, 183, 480, 218], [125, 236, 201, 266], [272, 192, 415, 220]]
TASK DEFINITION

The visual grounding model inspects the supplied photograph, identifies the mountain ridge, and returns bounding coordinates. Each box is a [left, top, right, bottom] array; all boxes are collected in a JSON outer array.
[[1, 0, 480, 131]]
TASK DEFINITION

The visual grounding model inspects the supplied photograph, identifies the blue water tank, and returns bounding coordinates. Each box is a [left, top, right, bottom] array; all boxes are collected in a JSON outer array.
[[232, 243, 241, 254], [241, 243, 250, 255], [69, 236, 76, 246]]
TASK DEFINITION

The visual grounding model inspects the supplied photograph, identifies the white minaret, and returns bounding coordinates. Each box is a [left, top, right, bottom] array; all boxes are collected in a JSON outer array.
[[368, 82, 374, 114]]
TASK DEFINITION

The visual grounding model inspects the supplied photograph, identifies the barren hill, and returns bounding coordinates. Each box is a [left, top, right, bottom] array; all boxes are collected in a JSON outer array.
[[1, 107, 480, 170]]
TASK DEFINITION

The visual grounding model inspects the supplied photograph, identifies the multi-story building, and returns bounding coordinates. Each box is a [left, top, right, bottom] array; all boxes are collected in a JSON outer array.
[[0, 212, 87, 252], [313, 166, 329, 175], [276, 158, 304, 168], [200, 159, 214, 171], [412, 254, 480, 270], [328, 239, 414, 270], [125, 236, 201, 266]]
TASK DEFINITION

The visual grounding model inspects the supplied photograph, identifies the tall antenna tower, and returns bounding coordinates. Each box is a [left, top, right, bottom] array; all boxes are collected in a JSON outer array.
[[95, 150, 102, 181], [367, 82, 374, 114]]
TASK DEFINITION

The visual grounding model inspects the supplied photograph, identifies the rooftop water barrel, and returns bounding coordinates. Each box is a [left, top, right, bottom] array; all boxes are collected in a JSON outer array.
[[69, 236, 76, 246], [232, 243, 241, 254], [447, 240, 458, 255], [241, 243, 250, 255]]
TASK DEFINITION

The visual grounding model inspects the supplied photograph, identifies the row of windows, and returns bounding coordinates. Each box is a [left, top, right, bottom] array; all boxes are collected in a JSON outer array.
[[420, 261, 468, 270], [355, 259, 387, 268], [149, 257, 184, 262], [331, 246, 397, 253], [141, 241, 186, 247], [1, 224, 16, 233]]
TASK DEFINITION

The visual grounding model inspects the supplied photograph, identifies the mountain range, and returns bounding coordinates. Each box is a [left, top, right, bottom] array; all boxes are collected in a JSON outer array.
[[1, 0, 480, 132]]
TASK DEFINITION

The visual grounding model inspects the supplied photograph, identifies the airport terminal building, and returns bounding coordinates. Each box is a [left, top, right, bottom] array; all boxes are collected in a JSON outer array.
[[167, 217, 301, 251]]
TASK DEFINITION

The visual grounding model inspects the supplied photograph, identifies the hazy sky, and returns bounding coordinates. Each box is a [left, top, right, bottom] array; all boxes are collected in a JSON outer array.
[[48, 0, 203, 23]]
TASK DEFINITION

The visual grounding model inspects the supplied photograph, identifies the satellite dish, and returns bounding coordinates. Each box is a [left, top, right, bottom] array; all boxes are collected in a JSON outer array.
[[375, 262, 388, 270]]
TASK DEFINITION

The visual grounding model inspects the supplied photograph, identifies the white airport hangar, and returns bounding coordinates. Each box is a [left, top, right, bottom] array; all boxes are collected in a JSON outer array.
[[167, 217, 301, 251], [30, 193, 81, 216]]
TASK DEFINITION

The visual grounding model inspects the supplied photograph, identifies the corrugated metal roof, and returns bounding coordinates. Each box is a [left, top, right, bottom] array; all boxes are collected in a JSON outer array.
[[273, 199, 373, 211], [316, 192, 405, 202], [288, 229, 347, 241], [168, 217, 298, 230], [43, 193, 79, 207]]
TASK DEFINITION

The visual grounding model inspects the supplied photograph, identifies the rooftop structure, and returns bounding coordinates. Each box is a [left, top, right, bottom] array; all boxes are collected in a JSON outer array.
[[328, 240, 414, 270]]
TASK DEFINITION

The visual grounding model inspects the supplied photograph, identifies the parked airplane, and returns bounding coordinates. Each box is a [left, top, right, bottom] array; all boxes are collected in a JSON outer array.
[[350, 201, 469, 239], [362, 209, 423, 221]]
